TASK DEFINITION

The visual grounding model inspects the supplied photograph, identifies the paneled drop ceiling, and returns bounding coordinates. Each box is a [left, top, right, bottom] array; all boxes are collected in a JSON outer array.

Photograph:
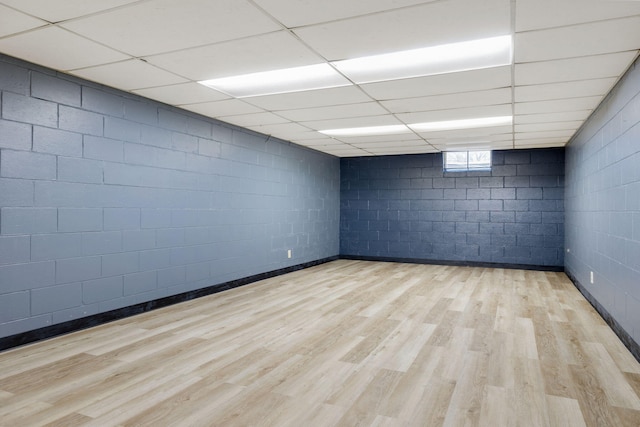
[[0, 0, 638, 157]]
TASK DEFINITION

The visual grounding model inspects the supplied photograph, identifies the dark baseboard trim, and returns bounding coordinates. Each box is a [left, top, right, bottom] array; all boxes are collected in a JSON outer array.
[[339, 255, 564, 272], [0, 256, 339, 353], [565, 269, 640, 364]]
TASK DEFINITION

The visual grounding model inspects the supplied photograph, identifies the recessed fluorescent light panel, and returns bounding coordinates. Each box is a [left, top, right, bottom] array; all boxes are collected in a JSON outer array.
[[319, 124, 411, 137], [410, 116, 513, 132], [199, 36, 511, 98], [199, 63, 351, 98], [333, 35, 512, 84], [320, 116, 512, 137]]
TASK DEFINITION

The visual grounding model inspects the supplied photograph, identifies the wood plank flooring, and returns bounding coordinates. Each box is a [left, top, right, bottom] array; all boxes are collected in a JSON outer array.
[[1, 260, 639, 426]]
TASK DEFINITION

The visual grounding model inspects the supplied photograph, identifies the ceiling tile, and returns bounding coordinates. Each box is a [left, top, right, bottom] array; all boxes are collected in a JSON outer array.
[[515, 121, 582, 133], [488, 141, 516, 149], [515, 130, 575, 140], [362, 66, 512, 100], [515, 78, 618, 102], [0, 0, 139, 22], [333, 134, 423, 144], [365, 146, 438, 155], [515, 111, 591, 124], [133, 83, 230, 106], [145, 31, 322, 81], [245, 122, 314, 138], [331, 152, 372, 157], [515, 97, 602, 114], [514, 141, 568, 149], [61, 0, 280, 57], [293, 0, 511, 60], [434, 141, 513, 151], [515, 16, 640, 63], [288, 132, 335, 142], [516, 0, 640, 32], [416, 125, 513, 139], [317, 147, 370, 157], [182, 99, 264, 118], [381, 88, 512, 114], [0, 4, 47, 37], [432, 142, 510, 152], [396, 104, 512, 124], [429, 133, 513, 145], [293, 138, 345, 146], [219, 112, 289, 128], [514, 137, 569, 147], [351, 140, 428, 148], [301, 115, 404, 131], [71, 59, 187, 90], [0, 26, 129, 71], [277, 102, 388, 122], [514, 52, 637, 85], [351, 139, 430, 149], [243, 86, 373, 111], [253, 0, 435, 28]]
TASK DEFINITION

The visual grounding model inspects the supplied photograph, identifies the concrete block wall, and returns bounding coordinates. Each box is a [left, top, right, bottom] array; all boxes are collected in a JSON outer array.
[[565, 57, 640, 344], [340, 148, 565, 266], [0, 55, 340, 339]]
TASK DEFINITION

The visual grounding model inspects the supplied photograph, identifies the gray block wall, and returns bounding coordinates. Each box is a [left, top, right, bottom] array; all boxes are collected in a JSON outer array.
[[565, 57, 640, 345], [340, 148, 565, 266], [0, 54, 340, 339]]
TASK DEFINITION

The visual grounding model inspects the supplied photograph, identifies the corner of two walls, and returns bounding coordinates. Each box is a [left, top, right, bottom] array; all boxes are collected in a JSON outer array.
[[0, 54, 340, 339]]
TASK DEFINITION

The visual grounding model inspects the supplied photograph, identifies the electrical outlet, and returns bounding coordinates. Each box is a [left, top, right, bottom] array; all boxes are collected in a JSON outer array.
[[287, 249, 292, 259], [590, 271, 594, 284]]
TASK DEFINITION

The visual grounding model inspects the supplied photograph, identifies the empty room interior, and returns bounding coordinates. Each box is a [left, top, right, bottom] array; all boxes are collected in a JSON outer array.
[[1, 0, 640, 425]]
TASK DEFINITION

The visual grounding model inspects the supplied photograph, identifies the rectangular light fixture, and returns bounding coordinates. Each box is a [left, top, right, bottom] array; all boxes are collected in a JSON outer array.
[[332, 35, 512, 84], [319, 124, 411, 137], [198, 36, 512, 98], [199, 63, 351, 98], [409, 116, 513, 132], [319, 116, 512, 137]]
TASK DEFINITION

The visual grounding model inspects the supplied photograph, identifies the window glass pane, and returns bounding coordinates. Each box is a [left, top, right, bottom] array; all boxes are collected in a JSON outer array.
[[468, 150, 491, 169], [444, 152, 468, 170]]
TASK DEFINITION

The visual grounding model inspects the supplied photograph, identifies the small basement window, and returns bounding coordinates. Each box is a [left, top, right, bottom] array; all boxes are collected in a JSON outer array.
[[444, 150, 491, 171]]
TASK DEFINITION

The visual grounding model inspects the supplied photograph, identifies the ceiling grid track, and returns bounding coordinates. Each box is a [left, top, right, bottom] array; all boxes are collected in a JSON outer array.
[[0, 0, 637, 156]]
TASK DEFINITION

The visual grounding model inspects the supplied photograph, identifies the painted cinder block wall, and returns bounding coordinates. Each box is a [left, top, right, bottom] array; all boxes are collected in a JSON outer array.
[[0, 54, 340, 339], [565, 57, 640, 346], [340, 148, 565, 267]]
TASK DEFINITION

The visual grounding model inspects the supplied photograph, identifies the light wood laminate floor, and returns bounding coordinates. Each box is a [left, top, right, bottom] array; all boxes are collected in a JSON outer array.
[[1, 260, 640, 426]]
